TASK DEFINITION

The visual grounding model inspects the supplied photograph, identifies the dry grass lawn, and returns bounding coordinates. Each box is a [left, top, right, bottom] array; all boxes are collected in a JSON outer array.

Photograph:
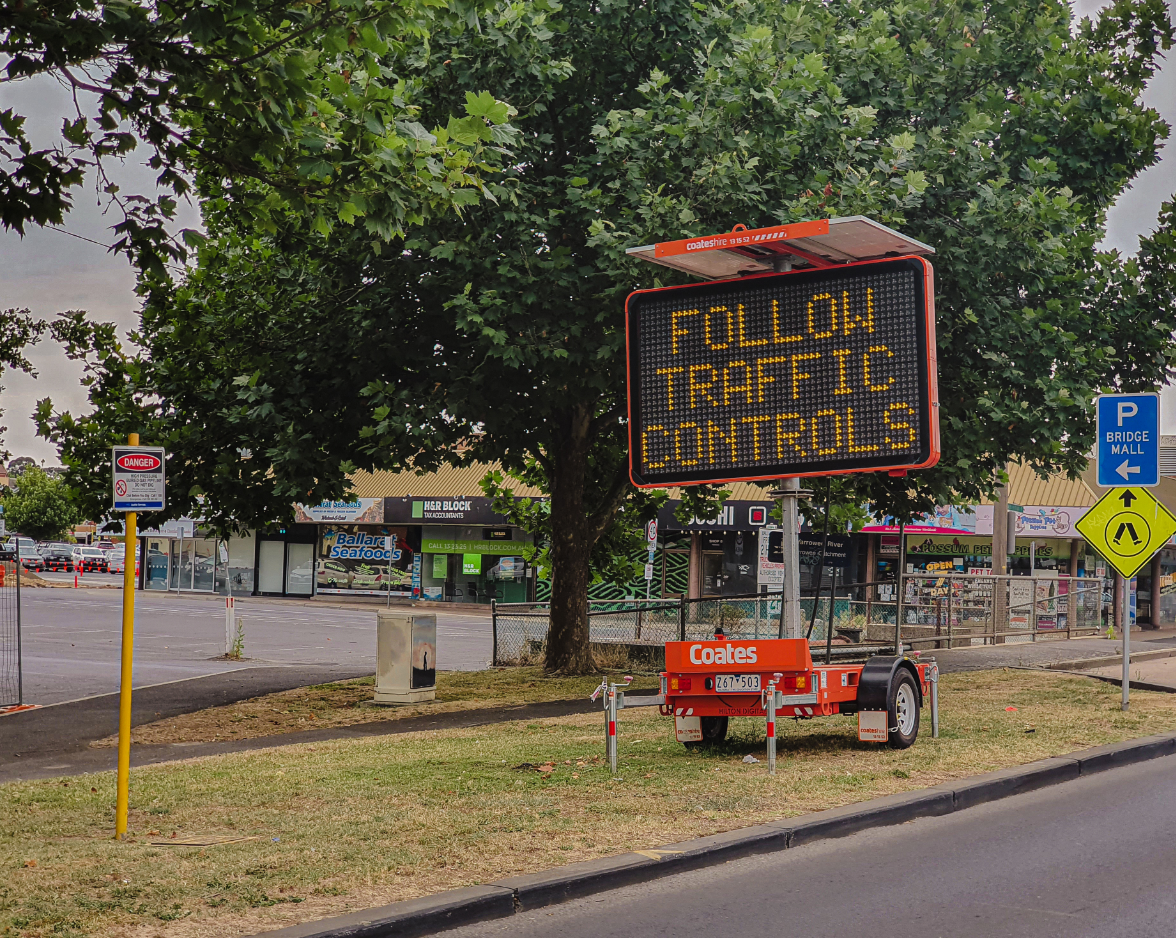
[[4, 669, 1175, 938], [91, 669, 660, 748]]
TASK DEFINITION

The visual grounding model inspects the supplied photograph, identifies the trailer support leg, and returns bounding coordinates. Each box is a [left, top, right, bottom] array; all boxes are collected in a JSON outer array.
[[930, 664, 940, 739], [765, 681, 777, 775], [606, 684, 618, 774]]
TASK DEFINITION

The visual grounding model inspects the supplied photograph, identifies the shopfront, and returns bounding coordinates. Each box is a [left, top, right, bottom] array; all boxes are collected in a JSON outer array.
[[138, 519, 256, 595], [291, 495, 534, 603], [658, 499, 774, 598]]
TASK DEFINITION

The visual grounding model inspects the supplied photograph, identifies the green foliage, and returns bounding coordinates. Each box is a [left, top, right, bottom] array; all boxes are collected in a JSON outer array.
[[1, 465, 79, 542], [37, 0, 1176, 661], [0, 308, 45, 460], [0, 0, 517, 277]]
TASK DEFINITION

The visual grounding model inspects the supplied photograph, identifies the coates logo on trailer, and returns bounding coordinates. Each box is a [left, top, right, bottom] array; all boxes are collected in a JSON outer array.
[[689, 644, 758, 665], [116, 453, 162, 472]]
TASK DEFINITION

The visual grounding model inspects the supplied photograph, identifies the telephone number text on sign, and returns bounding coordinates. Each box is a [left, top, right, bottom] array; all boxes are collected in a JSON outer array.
[[626, 257, 939, 486]]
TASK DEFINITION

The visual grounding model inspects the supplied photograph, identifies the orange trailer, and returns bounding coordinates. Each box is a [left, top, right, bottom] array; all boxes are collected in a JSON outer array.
[[659, 638, 938, 749]]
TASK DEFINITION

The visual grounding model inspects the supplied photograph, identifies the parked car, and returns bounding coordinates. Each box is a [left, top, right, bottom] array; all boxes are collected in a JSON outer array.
[[18, 545, 44, 572], [105, 548, 140, 576], [40, 544, 75, 572], [71, 546, 109, 573]]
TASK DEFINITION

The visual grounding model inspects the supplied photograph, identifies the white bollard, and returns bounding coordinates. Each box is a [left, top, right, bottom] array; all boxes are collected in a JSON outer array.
[[225, 596, 236, 656]]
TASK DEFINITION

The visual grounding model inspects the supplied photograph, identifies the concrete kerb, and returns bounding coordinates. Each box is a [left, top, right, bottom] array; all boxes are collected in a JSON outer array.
[[254, 886, 515, 938], [251, 731, 1176, 938], [1043, 647, 1176, 672]]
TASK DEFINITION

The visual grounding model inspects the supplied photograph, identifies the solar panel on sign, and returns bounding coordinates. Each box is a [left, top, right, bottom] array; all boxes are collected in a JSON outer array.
[[625, 257, 939, 487]]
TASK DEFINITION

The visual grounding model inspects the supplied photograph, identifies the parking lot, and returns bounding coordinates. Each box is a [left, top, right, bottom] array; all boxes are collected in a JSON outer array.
[[14, 587, 495, 705]]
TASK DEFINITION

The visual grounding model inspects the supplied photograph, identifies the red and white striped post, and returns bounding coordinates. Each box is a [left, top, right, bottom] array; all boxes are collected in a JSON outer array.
[[764, 678, 778, 775], [606, 684, 618, 773]]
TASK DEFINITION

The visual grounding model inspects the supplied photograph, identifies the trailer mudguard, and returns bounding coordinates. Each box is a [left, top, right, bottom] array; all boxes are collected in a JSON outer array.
[[854, 656, 922, 713]]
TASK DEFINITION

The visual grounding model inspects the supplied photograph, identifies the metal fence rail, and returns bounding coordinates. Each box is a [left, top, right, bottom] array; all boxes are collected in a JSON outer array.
[[0, 561, 22, 707], [491, 599, 682, 665], [491, 573, 1107, 665]]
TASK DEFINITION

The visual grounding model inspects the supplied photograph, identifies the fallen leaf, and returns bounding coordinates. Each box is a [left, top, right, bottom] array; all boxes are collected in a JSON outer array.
[[23, 860, 36, 868], [571, 773, 580, 779], [642, 773, 654, 779]]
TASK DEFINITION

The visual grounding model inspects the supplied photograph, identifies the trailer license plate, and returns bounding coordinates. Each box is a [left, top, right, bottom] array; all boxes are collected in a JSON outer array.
[[714, 674, 760, 693]]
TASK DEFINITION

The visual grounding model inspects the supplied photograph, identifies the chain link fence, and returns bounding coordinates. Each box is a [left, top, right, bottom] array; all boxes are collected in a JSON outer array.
[[0, 561, 22, 707], [492, 573, 1107, 665], [491, 599, 681, 666]]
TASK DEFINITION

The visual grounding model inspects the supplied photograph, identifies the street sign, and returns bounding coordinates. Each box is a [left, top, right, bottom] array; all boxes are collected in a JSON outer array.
[[111, 446, 166, 511], [1075, 487, 1176, 579], [645, 519, 658, 545], [1096, 393, 1160, 487], [625, 256, 939, 486]]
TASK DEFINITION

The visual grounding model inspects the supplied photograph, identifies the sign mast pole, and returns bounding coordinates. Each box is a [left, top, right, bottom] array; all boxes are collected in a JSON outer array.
[[776, 478, 802, 639], [115, 433, 139, 840], [1122, 576, 1130, 711]]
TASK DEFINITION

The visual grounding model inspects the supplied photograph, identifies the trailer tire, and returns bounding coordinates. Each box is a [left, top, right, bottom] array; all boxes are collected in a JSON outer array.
[[684, 716, 729, 748], [887, 671, 920, 749]]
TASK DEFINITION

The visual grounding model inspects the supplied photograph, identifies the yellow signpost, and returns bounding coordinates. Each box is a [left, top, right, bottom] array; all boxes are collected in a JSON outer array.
[[115, 432, 138, 840], [1076, 486, 1176, 712]]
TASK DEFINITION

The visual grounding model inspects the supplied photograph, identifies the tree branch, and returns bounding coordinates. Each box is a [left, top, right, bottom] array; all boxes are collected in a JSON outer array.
[[585, 459, 632, 546]]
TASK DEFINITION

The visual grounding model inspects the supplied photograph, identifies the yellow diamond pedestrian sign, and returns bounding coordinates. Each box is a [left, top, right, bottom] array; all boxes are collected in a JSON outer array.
[[1076, 487, 1176, 579]]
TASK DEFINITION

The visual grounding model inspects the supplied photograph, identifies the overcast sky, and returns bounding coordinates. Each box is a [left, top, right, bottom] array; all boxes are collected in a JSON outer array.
[[1, 1, 1174, 465]]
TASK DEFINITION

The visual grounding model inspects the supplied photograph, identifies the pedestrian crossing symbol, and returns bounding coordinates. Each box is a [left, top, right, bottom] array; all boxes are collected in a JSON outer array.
[[1076, 487, 1176, 579]]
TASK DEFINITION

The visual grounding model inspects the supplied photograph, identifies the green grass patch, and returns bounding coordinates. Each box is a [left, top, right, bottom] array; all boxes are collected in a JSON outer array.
[[9, 668, 1176, 938]]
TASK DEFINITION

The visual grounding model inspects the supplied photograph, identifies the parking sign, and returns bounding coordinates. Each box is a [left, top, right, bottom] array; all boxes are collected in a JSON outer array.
[[1096, 393, 1160, 487], [112, 446, 166, 511]]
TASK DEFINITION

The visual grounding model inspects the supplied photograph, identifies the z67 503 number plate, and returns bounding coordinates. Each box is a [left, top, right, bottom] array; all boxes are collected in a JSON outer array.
[[714, 674, 760, 693]]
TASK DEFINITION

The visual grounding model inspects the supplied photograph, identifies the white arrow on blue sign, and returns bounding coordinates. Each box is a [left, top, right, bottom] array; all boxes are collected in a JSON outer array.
[[1096, 393, 1160, 487]]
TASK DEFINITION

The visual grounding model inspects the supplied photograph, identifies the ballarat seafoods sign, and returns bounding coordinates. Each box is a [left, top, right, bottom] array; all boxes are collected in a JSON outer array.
[[317, 527, 414, 595], [626, 257, 939, 486]]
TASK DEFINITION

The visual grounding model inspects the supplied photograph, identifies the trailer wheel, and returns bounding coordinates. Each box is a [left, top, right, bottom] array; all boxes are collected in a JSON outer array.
[[684, 716, 729, 748], [887, 671, 920, 749]]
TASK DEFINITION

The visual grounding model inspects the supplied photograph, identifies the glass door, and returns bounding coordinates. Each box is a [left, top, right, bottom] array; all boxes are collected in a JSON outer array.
[[257, 541, 285, 593], [192, 538, 216, 591], [145, 538, 169, 590], [286, 542, 314, 595]]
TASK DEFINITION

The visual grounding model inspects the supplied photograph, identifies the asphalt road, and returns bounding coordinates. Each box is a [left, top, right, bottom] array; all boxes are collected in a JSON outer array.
[[16, 587, 493, 705], [439, 753, 1176, 938]]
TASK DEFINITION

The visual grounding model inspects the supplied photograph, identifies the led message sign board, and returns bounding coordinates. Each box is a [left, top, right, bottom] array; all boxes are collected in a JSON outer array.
[[626, 256, 939, 487]]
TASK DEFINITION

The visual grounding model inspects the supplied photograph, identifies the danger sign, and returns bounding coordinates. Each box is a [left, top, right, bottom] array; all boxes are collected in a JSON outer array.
[[112, 445, 166, 512]]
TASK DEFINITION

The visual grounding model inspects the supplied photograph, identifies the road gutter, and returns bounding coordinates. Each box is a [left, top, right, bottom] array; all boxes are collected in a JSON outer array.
[[251, 731, 1176, 938]]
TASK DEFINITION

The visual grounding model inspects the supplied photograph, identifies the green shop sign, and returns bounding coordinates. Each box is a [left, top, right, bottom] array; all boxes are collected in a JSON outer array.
[[423, 537, 516, 554]]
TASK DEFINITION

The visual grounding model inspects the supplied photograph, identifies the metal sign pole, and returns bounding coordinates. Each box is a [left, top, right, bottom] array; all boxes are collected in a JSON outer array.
[[1122, 577, 1130, 711], [115, 432, 139, 840], [776, 478, 802, 639], [894, 521, 906, 653]]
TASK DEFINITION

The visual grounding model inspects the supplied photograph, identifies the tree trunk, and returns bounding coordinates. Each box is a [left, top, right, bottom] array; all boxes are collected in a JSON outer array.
[[544, 402, 596, 674]]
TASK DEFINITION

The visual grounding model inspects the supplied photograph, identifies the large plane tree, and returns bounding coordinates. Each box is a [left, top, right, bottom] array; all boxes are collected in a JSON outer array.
[[41, 0, 1176, 673]]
